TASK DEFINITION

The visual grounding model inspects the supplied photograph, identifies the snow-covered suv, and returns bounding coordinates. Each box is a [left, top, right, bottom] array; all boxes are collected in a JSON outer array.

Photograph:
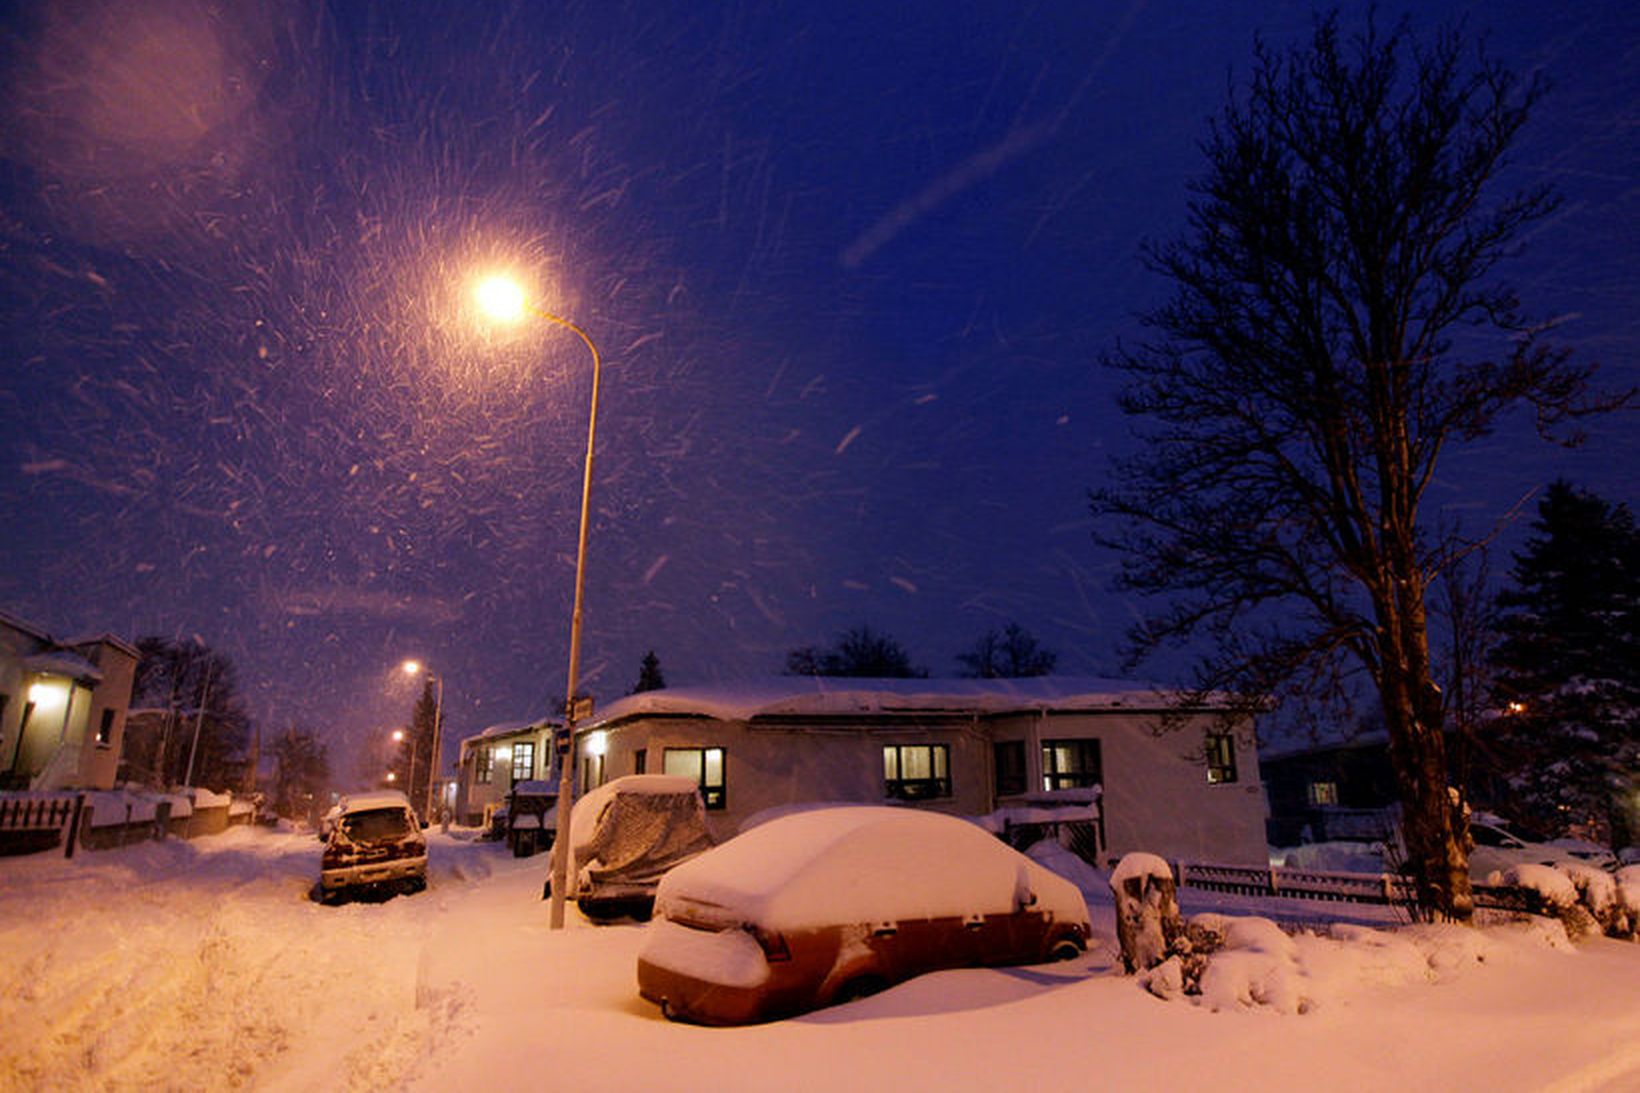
[[318, 790, 428, 902]]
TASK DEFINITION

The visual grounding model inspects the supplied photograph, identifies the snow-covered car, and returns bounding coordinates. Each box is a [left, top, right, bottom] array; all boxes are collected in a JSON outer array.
[[552, 774, 713, 922], [318, 790, 428, 902], [1467, 817, 1595, 880], [637, 806, 1091, 1025]]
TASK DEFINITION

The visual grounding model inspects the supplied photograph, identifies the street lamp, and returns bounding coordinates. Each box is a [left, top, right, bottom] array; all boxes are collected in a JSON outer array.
[[390, 728, 416, 797], [402, 661, 444, 822], [474, 272, 603, 931]]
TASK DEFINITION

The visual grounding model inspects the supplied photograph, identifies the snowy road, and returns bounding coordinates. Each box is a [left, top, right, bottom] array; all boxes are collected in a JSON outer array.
[[4, 826, 1638, 1092]]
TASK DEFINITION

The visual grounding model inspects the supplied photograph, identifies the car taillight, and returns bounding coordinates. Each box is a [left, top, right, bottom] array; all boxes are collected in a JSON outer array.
[[748, 926, 791, 962]]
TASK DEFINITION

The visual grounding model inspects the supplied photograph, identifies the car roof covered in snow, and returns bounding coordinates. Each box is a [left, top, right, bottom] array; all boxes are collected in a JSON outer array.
[[655, 805, 1088, 932]]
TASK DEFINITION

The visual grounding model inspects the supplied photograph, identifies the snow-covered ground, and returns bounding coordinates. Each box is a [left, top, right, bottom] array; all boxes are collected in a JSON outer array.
[[3, 827, 1638, 1092]]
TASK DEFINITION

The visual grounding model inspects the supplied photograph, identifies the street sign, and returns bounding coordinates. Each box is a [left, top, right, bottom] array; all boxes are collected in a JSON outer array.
[[565, 695, 595, 722]]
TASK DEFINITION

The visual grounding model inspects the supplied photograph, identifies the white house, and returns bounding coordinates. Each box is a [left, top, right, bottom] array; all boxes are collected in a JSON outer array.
[[568, 677, 1270, 866], [1, 610, 139, 793], [453, 717, 559, 827]]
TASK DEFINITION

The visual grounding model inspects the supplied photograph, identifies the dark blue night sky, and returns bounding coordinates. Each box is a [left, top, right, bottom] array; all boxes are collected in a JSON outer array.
[[2, 0, 1635, 777]]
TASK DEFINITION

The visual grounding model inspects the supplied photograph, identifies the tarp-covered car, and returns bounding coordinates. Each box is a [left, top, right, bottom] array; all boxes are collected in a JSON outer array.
[[554, 774, 713, 922], [637, 806, 1091, 1025], [318, 790, 427, 903]]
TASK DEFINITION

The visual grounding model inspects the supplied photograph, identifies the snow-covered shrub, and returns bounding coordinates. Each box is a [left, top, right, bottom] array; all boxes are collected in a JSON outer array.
[[1502, 863, 1599, 939], [1559, 861, 1625, 938], [1192, 915, 1313, 1015], [1613, 865, 1640, 941]]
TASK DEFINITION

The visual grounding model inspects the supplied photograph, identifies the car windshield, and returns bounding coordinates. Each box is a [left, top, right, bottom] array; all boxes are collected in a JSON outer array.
[[341, 807, 414, 842]]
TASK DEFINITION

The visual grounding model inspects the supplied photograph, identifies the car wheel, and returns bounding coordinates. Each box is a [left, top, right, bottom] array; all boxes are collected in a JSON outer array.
[[833, 974, 888, 1005], [1047, 937, 1084, 962]]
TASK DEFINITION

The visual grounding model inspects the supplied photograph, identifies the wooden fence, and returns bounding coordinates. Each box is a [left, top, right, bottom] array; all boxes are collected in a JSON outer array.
[[0, 794, 84, 858]]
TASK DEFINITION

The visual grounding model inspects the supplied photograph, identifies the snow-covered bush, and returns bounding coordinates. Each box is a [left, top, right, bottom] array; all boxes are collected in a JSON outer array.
[[1502, 863, 1599, 939]]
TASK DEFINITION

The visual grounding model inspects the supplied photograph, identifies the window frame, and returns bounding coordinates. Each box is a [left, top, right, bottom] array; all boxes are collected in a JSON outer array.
[[1205, 732, 1238, 785], [663, 746, 726, 810], [475, 746, 494, 785], [96, 708, 116, 748], [883, 743, 952, 801], [511, 741, 535, 785], [1041, 738, 1102, 793]]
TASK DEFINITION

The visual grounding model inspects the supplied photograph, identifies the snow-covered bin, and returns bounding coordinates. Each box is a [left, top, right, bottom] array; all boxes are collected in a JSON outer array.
[[1110, 852, 1183, 973], [183, 787, 231, 836]]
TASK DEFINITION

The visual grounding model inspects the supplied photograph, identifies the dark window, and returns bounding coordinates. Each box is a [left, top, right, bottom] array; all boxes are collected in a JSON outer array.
[[96, 709, 116, 747], [663, 747, 725, 809], [633, 748, 647, 775], [511, 741, 535, 784], [994, 741, 1026, 796], [1206, 733, 1238, 784], [883, 744, 951, 800], [475, 747, 494, 785], [1042, 739, 1101, 792], [580, 753, 606, 794]]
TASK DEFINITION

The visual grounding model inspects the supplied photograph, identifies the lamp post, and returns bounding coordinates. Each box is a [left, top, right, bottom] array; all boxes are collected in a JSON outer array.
[[402, 661, 444, 823], [474, 274, 602, 931]]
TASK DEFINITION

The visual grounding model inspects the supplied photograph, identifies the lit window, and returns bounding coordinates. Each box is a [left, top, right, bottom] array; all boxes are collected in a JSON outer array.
[[1307, 781, 1339, 806], [883, 744, 951, 800], [475, 747, 494, 785], [1042, 739, 1101, 792], [511, 741, 535, 784], [1206, 733, 1238, 784], [664, 747, 725, 810]]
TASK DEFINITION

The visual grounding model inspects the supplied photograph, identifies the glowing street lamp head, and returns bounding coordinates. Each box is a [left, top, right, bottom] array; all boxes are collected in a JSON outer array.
[[402, 659, 423, 676], [475, 275, 528, 323]]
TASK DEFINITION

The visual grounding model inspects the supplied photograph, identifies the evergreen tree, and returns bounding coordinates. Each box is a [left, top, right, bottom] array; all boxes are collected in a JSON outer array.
[[1490, 482, 1639, 847], [957, 622, 1058, 678], [786, 625, 926, 678], [395, 680, 440, 813], [633, 650, 667, 693]]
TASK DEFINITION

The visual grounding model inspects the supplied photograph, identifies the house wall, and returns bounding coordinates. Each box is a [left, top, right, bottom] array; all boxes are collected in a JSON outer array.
[[74, 641, 137, 791], [578, 708, 1268, 864], [1028, 711, 1267, 865], [455, 725, 556, 826], [586, 715, 989, 843]]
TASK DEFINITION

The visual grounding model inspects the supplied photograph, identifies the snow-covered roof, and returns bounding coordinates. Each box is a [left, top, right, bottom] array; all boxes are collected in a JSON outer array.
[[21, 649, 103, 682], [458, 718, 554, 751], [587, 676, 1212, 729]]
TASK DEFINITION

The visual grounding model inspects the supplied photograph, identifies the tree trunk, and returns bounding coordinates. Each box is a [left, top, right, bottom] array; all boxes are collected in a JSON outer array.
[[1378, 575, 1474, 922]]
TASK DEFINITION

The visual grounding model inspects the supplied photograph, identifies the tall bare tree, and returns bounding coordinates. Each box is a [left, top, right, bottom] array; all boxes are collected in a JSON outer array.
[[1091, 14, 1618, 920]]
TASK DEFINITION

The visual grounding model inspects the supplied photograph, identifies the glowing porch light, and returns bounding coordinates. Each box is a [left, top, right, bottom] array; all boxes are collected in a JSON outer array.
[[585, 730, 607, 757], [27, 680, 69, 711]]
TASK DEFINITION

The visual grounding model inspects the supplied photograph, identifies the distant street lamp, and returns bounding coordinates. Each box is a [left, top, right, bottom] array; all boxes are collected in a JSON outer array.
[[390, 727, 416, 796], [402, 661, 444, 822], [474, 273, 603, 931]]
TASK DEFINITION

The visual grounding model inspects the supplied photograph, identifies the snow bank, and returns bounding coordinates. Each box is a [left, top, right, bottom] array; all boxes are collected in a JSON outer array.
[[1159, 915, 1510, 1016]]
